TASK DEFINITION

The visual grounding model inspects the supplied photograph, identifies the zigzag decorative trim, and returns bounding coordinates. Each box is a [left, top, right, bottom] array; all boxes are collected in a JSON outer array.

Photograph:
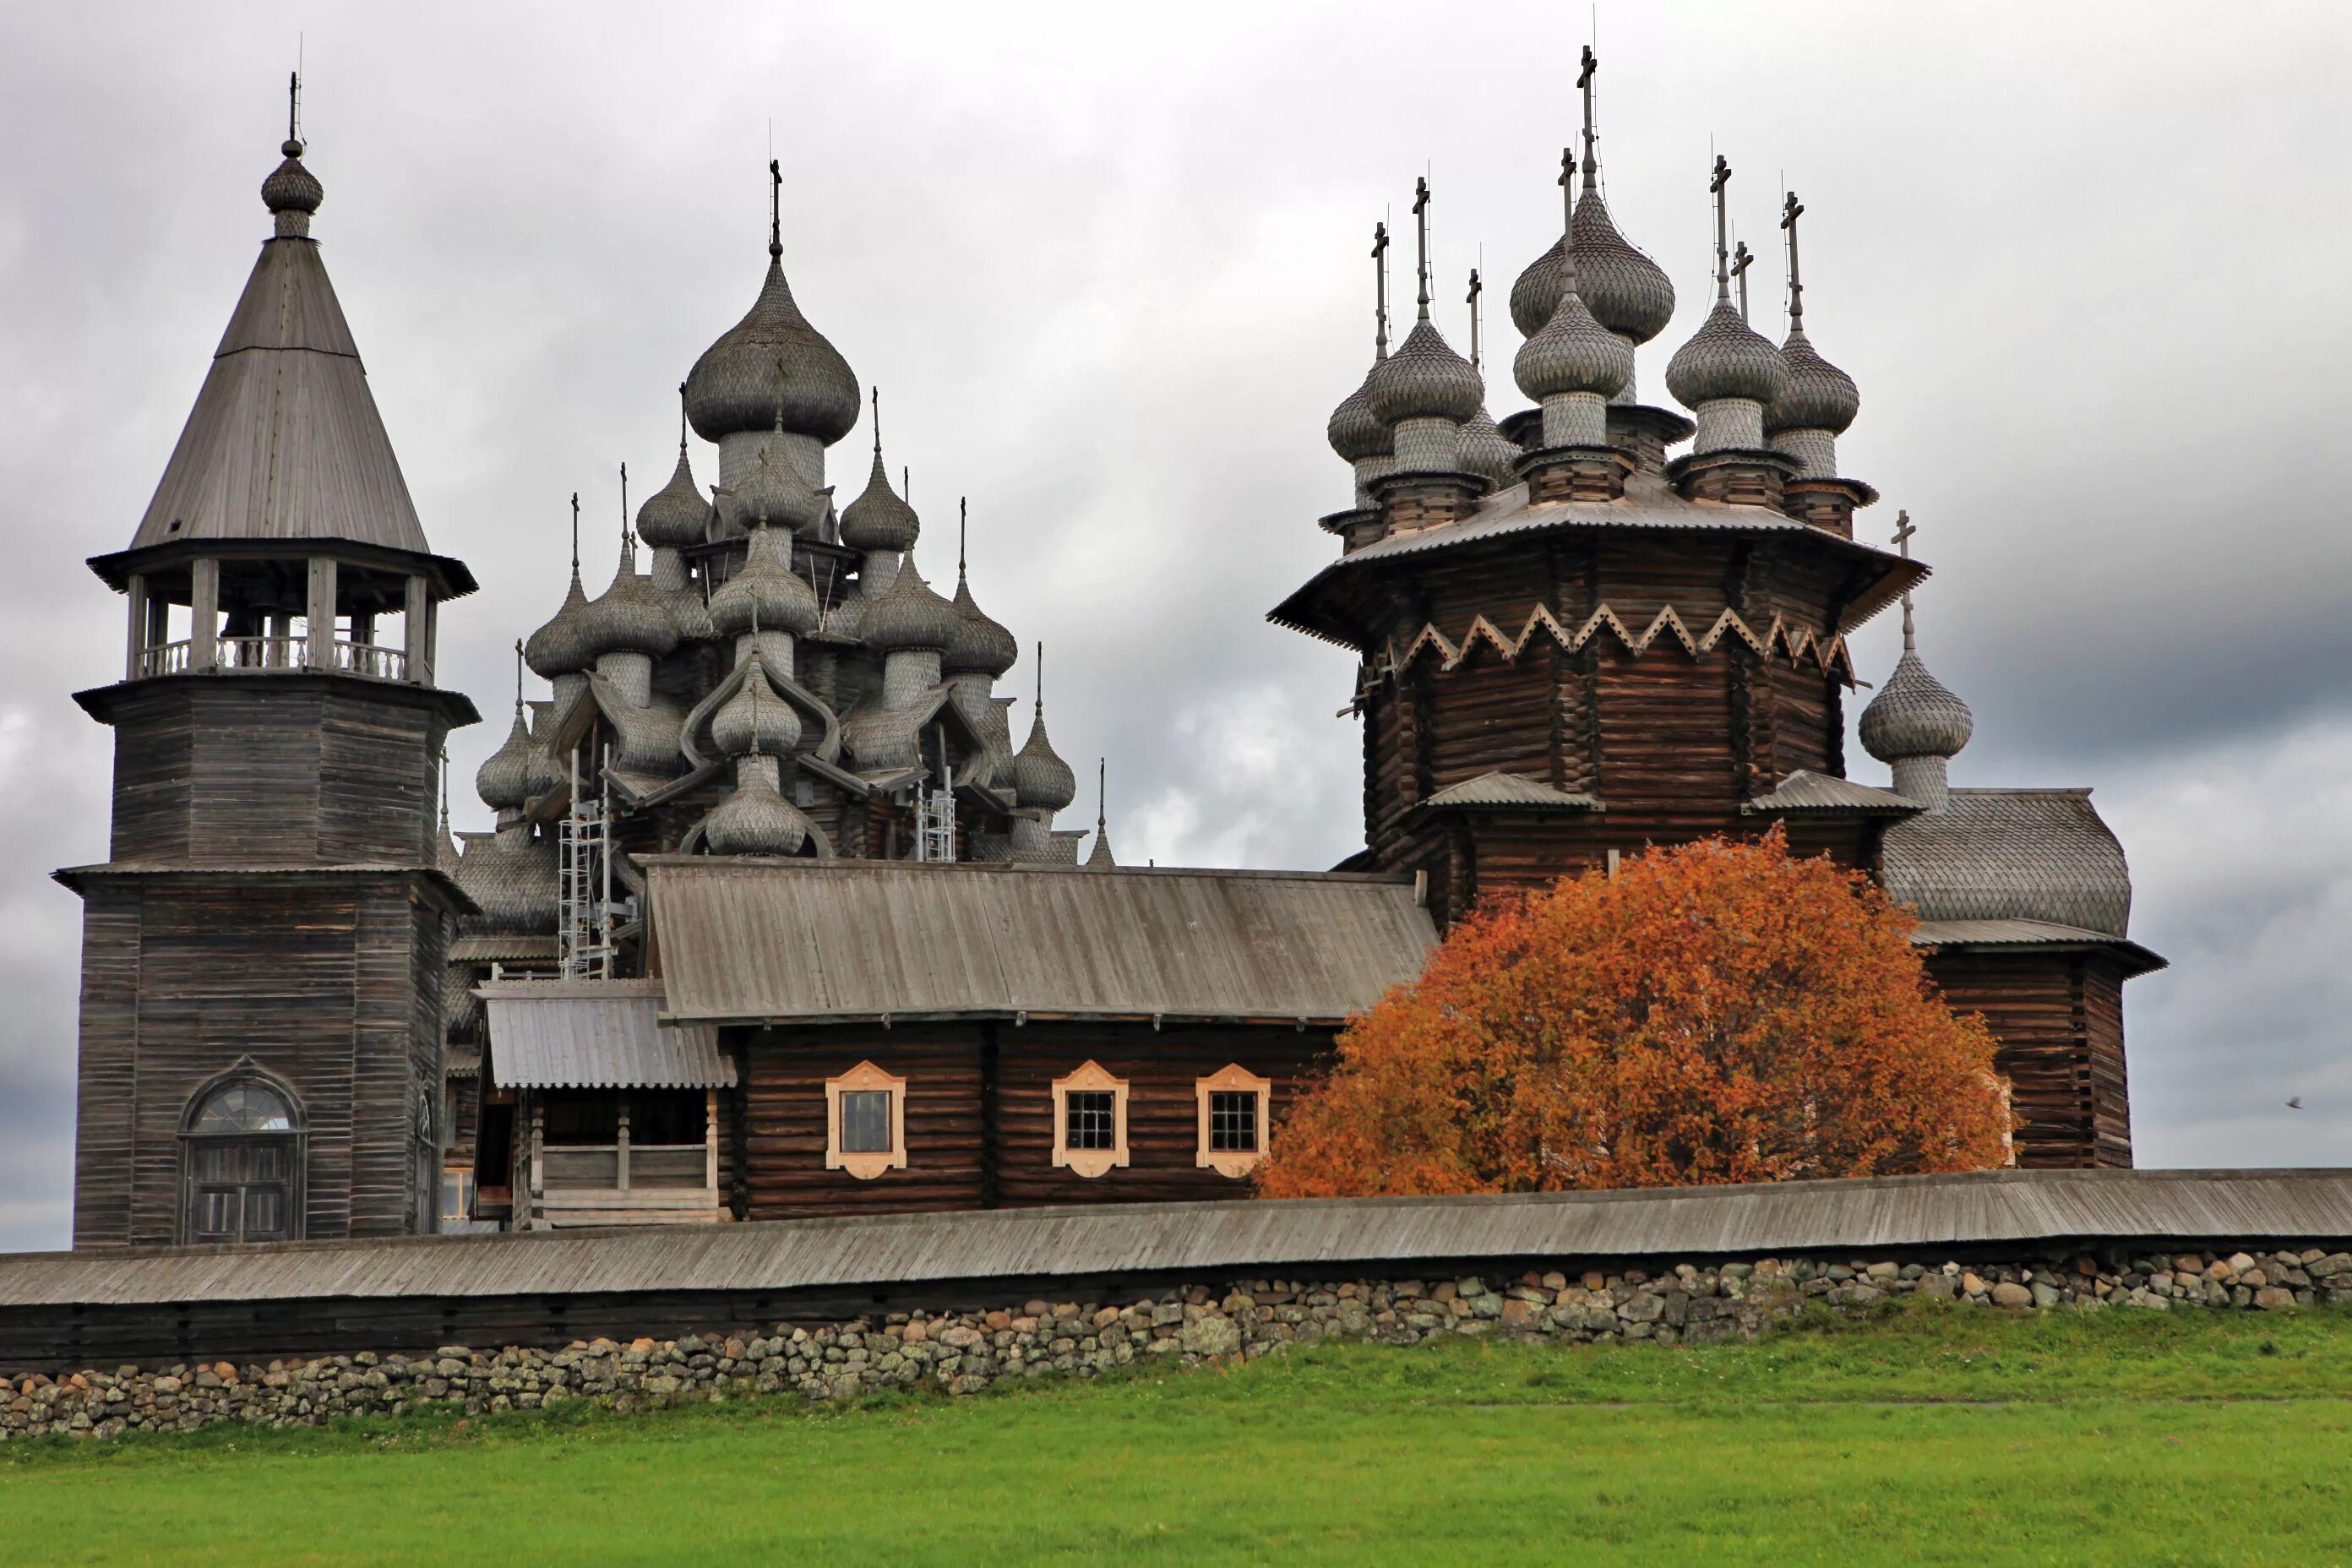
[[1375, 602, 1855, 680]]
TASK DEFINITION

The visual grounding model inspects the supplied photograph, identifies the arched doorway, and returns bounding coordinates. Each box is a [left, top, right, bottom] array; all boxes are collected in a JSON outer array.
[[181, 1070, 304, 1244]]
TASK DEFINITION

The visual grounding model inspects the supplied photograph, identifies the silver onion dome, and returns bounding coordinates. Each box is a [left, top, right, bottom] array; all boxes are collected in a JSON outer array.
[[455, 832, 559, 934], [862, 555, 963, 653], [261, 139, 324, 216], [523, 569, 596, 678], [1326, 366, 1392, 463], [703, 767, 811, 857], [1456, 407, 1521, 489], [838, 445, 920, 554], [1859, 651, 1974, 763], [711, 661, 803, 758], [1514, 285, 1634, 404], [709, 523, 820, 638], [1765, 320, 1860, 436], [1666, 298, 1792, 411], [636, 432, 711, 550], [944, 569, 1020, 678], [1511, 189, 1677, 346], [1010, 709, 1077, 813], [1365, 320, 1484, 426], [576, 540, 681, 662], [721, 427, 829, 536], [474, 707, 539, 811], [683, 253, 860, 446]]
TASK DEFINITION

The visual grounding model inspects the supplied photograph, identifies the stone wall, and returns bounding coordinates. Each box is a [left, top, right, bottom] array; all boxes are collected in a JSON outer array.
[[8, 1242, 2349, 1442]]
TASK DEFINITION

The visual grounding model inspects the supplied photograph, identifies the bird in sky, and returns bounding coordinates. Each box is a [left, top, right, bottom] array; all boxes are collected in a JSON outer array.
[[2286, 1096, 2303, 1110]]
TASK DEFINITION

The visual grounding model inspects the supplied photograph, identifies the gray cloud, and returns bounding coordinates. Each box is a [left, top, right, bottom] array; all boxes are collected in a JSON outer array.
[[3, 2, 2347, 1250]]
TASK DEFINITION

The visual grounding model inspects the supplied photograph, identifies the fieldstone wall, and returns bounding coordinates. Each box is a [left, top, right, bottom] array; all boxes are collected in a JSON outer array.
[[8, 1243, 2349, 1442]]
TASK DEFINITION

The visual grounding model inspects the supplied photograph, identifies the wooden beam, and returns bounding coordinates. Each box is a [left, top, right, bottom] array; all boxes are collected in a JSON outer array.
[[123, 574, 147, 680], [189, 558, 219, 669], [306, 557, 338, 670], [404, 574, 431, 684]]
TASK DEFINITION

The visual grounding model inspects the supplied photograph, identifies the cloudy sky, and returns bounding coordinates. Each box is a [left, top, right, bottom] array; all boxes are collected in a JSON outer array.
[[2, 2, 2346, 1250]]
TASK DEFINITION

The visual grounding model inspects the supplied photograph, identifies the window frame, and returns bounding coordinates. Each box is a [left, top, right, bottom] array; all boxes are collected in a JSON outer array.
[[1195, 1064, 1272, 1179], [1051, 1060, 1130, 1179], [177, 1059, 308, 1244], [825, 1061, 907, 1180]]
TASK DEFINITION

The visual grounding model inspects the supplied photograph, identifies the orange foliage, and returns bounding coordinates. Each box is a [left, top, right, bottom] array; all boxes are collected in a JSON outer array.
[[1257, 830, 2011, 1199]]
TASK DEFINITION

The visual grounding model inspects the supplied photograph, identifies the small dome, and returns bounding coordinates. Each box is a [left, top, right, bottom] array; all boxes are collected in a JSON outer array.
[[1010, 707, 1077, 812], [709, 523, 820, 638], [1514, 283, 1634, 405], [838, 445, 920, 554], [1457, 407, 1521, 489], [667, 582, 717, 644], [1366, 320, 1484, 427], [1666, 297, 1792, 411], [475, 707, 539, 811], [863, 555, 963, 653], [720, 429, 828, 536], [261, 141, 324, 216], [523, 569, 596, 678], [576, 541, 681, 661], [1326, 365, 1392, 463], [944, 569, 1020, 678], [704, 768, 812, 857], [636, 435, 711, 550], [1766, 320, 1860, 436], [711, 662, 803, 757], [455, 830, 559, 934], [683, 253, 860, 446], [821, 586, 868, 640], [1859, 651, 1974, 762], [1510, 188, 1677, 346]]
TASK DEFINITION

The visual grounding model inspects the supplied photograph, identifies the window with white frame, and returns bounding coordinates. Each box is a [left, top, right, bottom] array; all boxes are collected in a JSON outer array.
[[825, 1062, 906, 1180], [1051, 1061, 1130, 1179], [1195, 1064, 1272, 1179]]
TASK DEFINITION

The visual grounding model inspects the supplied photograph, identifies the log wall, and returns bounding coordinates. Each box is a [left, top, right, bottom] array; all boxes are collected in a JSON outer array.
[[1926, 949, 2133, 1170]]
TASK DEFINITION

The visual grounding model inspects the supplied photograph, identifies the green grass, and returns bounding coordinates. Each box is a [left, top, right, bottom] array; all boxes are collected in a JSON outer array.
[[6, 1303, 2352, 1565]]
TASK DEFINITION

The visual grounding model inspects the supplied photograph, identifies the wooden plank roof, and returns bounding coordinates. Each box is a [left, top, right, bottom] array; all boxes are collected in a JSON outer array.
[[2, 1170, 2344, 1309], [644, 858, 1439, 1025]]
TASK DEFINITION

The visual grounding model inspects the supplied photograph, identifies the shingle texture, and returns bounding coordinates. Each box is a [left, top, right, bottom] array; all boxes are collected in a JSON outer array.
[[1880, 788, 2132, 937], [1418, 772, 1603, 811], [1743, 770, 1916, 815]]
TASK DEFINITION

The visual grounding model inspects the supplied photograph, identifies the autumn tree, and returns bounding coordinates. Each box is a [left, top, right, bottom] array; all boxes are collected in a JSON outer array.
[[1257, 830, 2011, 1199]]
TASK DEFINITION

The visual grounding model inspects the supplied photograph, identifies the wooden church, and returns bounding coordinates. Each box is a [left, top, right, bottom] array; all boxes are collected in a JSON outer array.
[[57, 57, 2159, 1250]]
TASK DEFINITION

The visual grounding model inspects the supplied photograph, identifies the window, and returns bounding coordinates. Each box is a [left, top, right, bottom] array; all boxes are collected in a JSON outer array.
[[180, 1064, 304, 1244], [1051, 1061, 1130, 1179], [825, 1062, 906, 1179], [1195, 1064, 1272, 1179]]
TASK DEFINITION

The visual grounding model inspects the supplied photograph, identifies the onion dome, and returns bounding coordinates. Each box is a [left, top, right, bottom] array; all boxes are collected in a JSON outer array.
[[261, 139, 324, 217], [1457, 407, 1521, 489], [944, 567, 1019, 678], [1765, 321, 1860, 437], [863, 554, 962, 653], [721, 425, 829, 536], [1366, 320, 1484, 427], [636, 408, 712, 549], [455, 831, 560, 934], [1666, 298, 1791, 412], [1010, 707, 1077, 813], [523, 567, 596, 678], [1514, 284, 1634, 404], [1510, 191, 1677, 346], [711, 660, 803, 758], [576, 537, 680, 661], [667, 583, 716, 644], [839, 444, 920, 554], [709, 523, 820, 638], [1859, 648, 1974, 763], [703, 767, 811, 857], [475, 706, 539, 811], [683, 249, 860, 446], [1326, 367, 1392, 463], [821, 588, 868, 639]]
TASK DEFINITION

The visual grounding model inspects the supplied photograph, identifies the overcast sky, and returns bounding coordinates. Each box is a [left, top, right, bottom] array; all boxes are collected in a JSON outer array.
[[2, 2, 2346, 1250]]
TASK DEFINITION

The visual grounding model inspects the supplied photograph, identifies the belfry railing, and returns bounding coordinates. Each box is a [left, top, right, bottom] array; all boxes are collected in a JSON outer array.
[[136, 637, 411, 682]]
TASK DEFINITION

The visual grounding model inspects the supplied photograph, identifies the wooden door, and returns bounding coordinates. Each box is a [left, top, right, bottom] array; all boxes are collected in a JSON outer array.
[[185, 1140, 296, 1243]]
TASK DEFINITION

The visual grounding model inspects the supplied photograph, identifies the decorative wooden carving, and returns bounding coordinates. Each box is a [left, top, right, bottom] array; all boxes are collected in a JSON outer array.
[[1050, 1059, 1130, 1179], [1194, 1063, 1271, 1179], [824, 1060, 906, 1180]]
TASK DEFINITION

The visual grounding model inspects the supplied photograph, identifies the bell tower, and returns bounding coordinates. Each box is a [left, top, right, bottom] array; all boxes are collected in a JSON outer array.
[[57, 93, 478, 1248]]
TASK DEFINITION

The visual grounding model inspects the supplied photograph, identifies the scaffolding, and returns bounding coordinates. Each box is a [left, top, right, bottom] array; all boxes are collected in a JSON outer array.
[[559, 746, 618, 978], [913, 724, 956, 863]]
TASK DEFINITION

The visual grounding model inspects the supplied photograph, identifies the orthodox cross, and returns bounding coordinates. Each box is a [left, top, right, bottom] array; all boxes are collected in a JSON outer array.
[[871, 387, 883, 459], [958, 496, 968, 577], [676, 382, 689, 455], [1412, 177, 1433, 320], [618, 462, 629, 544], [767, 158, 783, 257], [286, 69, 302, 147], [1730, 239, 1754, 322], [1034, 640, 1046, 718], [1709, 155, 1733, 299], [1781, 189, 1806, 324], [1369, 221, 1391, 359], [569, 492, 580, 574], [1577, 44, 1598, 185], [1558, 147, 1578, 276], [1892, 510, 1919, 653], [1466, 268, 1484, 369], [512, 639, 525, 710], [1097, 758, 1108, 837]]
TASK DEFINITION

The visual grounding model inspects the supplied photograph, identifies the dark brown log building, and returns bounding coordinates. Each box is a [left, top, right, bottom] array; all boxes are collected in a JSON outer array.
[[62, 60, 2159, 1251]]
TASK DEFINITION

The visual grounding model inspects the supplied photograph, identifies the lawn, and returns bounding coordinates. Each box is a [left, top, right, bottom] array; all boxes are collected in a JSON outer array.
[[4, 1304, 2349, 1565]]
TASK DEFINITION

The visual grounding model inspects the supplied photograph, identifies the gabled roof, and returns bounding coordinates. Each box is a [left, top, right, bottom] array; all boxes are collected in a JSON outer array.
[[1881, 788, 2135, 939], [479, 978, 734, 1090], [1743, 770, 1919, 815], [128, 231, 433, 557], [1418, 772, 1603, 812], [645, 859, 1438, 1025]]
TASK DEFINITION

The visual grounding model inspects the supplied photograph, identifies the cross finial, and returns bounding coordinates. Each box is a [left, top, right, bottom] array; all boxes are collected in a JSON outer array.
[[1034, 640, 1045, 716], [1466, 268, 1484, 370], [287, 69, 302, 149], [1370, 221, 1391, 360], [871, 386, 883, 458], [1781, 188, 1806, 324], [1577, 44, 1599, 187], [676, 382, 689, 455], [1730, 238, 1754, 323], [1892, 509, 1919, 653], [958, 496, 968, 578], [619, 461, 629, 542], [569, 492, 580, 574], [1412, 176, 1433, 321], [1709, 154, 1733, 300], [1097, 757, 1107, 834], [513, 639, 525, 712], [767, 158, 783, 259]]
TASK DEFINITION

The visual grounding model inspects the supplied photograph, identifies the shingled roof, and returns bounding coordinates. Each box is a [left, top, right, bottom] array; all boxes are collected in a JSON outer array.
[[1880, 788, 2133, 939]]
